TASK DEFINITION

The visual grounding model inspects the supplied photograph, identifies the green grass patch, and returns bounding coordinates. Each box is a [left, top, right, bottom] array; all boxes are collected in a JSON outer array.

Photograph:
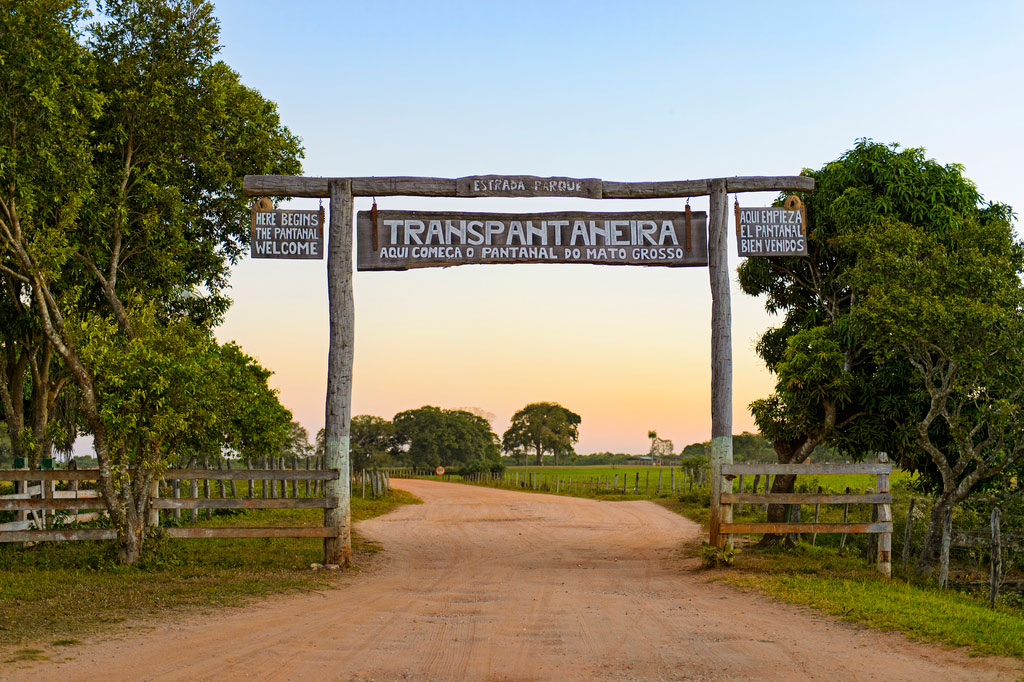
[[0, 488, 420, 649], [4, 648, 47, 662]]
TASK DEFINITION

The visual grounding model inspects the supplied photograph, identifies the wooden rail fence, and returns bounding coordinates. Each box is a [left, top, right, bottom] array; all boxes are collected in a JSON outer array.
[[714, 453, 894, 576], [0, 464, 341, 544], [392, 467, 709, 495]]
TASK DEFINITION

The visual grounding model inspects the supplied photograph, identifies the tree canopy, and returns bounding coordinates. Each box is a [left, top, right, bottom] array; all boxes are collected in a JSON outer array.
[[0, 0, 302, 563], [392, 406, 500, 470], [738, 139, 1022, 561], [501, 402, 581, 466]]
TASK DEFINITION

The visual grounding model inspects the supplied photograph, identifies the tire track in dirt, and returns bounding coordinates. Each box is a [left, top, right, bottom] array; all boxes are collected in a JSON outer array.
[[9, 479, 1024, 682]]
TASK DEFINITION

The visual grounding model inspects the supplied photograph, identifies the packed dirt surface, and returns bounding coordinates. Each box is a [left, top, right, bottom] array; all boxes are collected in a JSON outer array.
[[11, 479, 1023, 681]]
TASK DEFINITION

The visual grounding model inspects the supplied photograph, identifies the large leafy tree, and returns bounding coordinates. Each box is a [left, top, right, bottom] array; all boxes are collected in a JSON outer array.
[[0, 0, 302, 563], [0, 0, 99, 468], [739, 140, 1018, 558], [349, 415, 395, 471], [501, 402, 580, 466], [847, 216, 1024, 569], [392, 406, 500, 469]]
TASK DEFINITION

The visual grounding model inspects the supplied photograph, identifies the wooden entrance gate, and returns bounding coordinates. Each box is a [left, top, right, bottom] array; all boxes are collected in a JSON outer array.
[[243, 172, 815, 564]]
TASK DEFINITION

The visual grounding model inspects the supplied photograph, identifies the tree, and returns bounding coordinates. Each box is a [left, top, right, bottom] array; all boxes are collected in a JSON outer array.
[[0, 0, 302, 563], [737, 140, 996, 545], [392, 406, 499, 470], [350, 415, 395, 470], [0, 0, 99, 469], [502, 402, 580, 466], [280, 422, 314, 461], [847, 215, 1024, 569]]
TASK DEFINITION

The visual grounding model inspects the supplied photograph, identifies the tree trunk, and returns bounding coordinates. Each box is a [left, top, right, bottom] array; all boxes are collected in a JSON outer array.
[[535, 443, 542, 466], [916, 496, 954, 572]]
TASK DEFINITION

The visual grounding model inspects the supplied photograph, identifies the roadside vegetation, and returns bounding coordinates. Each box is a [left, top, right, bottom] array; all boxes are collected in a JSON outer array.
[[0, 489, 420, 650]]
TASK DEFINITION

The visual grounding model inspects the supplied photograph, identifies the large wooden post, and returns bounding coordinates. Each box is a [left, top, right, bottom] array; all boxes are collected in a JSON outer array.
[[324, 178, 354, 566], [708, 178, 733, 548]]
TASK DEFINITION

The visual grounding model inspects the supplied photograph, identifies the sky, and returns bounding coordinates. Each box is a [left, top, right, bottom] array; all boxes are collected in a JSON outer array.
[[203, 0, 1024, 454]]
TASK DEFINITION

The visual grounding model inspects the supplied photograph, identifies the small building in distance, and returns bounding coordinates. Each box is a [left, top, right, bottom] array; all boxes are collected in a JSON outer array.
[[626, 455, 660, 466]]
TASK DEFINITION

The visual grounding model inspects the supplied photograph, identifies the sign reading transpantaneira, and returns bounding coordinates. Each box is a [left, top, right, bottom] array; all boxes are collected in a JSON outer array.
[[250, 202, 325, 259], [356, 210, 708, 270], [735, 196, 808, 257]]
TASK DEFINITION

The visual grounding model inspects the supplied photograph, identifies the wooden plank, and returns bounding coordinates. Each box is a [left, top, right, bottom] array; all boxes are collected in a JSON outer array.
[[353, 176, 457, 197], [0, 528, 117, 542], [243, 175, 330, 197], [243, 175, 814, 200], [161, 469, 339, 481], [0, 520, 33, 532], [0, 527, 339, 542], [325, 178, 354, 567], [165, 527, 339, 539], [151, 497, 336, 510], [456, 175, 602, 198], [0, 470, 100, 481], [722, 463, 891, 475], [356, 210, 709, 271], [0, 498, 108, 511], [602, 179, 712, 199], [726, 176, 815, 193], [720, 493, 892, 505], [708, 178, 731, 549], [0, 468, 338, 481], [720, 522, 894, 534]]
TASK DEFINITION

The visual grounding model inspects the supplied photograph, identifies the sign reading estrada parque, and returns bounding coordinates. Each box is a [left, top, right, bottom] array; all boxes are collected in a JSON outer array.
[[356, 210, 708, 270]]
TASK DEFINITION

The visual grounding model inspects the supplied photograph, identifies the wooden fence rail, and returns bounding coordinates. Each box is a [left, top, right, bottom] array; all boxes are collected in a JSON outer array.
[[0, 464, 343, 545], [714, 453, 893, 576]]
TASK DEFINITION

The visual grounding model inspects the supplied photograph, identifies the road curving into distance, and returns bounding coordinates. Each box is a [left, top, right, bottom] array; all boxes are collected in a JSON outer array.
[[13, 479, 1024, 681]]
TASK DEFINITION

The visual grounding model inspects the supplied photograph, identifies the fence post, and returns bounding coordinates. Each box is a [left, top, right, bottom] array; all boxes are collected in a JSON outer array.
[[147, 478, 160, 528], [839, 487, 850, 549], [902, 498, 916, 574], [876, 452, 892, 577], [811, 486, 822, 546], [938, 504, 952, 588], [990, 507, 1001, 608]]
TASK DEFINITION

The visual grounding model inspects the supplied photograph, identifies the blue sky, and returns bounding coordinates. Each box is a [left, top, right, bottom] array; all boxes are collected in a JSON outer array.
[[207, 1, 1024, 453]]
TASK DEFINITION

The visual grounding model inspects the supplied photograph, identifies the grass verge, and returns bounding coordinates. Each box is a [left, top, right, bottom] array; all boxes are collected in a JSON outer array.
[[649, 496, 1024, 660], [0, 489, 420, 649]]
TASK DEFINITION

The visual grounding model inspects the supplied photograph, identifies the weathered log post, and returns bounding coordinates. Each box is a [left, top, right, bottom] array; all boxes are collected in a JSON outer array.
[[990, 507, 1001, 607], [938, 504, 953, 588], [708, 178, 732, 549], [324, 178, 354, 567]]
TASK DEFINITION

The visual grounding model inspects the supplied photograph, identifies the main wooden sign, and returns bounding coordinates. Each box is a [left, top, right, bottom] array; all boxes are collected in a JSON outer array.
[[356, 210, 708, 270], [251, 209, 324, 259]]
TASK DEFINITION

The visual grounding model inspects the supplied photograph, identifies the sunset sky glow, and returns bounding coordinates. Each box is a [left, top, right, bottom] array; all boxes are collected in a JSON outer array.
[[205, 1, 1024, 454]]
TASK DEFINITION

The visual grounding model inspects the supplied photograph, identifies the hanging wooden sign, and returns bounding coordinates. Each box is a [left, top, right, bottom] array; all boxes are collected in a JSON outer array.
[[735, 196, 808, 257], [356, 210, 708, 270], [250, 207, 325, 259]]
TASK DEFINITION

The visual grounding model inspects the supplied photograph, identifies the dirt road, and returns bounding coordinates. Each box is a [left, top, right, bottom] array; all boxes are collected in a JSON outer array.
[[13, 480, 1023, 681]]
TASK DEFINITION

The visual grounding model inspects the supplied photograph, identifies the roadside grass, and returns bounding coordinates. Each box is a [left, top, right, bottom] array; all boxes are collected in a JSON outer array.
[[0, 488, 419, 649], [721, 543, 1024, 659]]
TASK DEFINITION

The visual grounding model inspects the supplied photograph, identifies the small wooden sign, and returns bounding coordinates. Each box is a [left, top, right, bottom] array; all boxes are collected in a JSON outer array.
[[735, 197, 808, 257], [251, 208, 324, 259], [356, 210, 708, 271], [456, 175, 602, 198]]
